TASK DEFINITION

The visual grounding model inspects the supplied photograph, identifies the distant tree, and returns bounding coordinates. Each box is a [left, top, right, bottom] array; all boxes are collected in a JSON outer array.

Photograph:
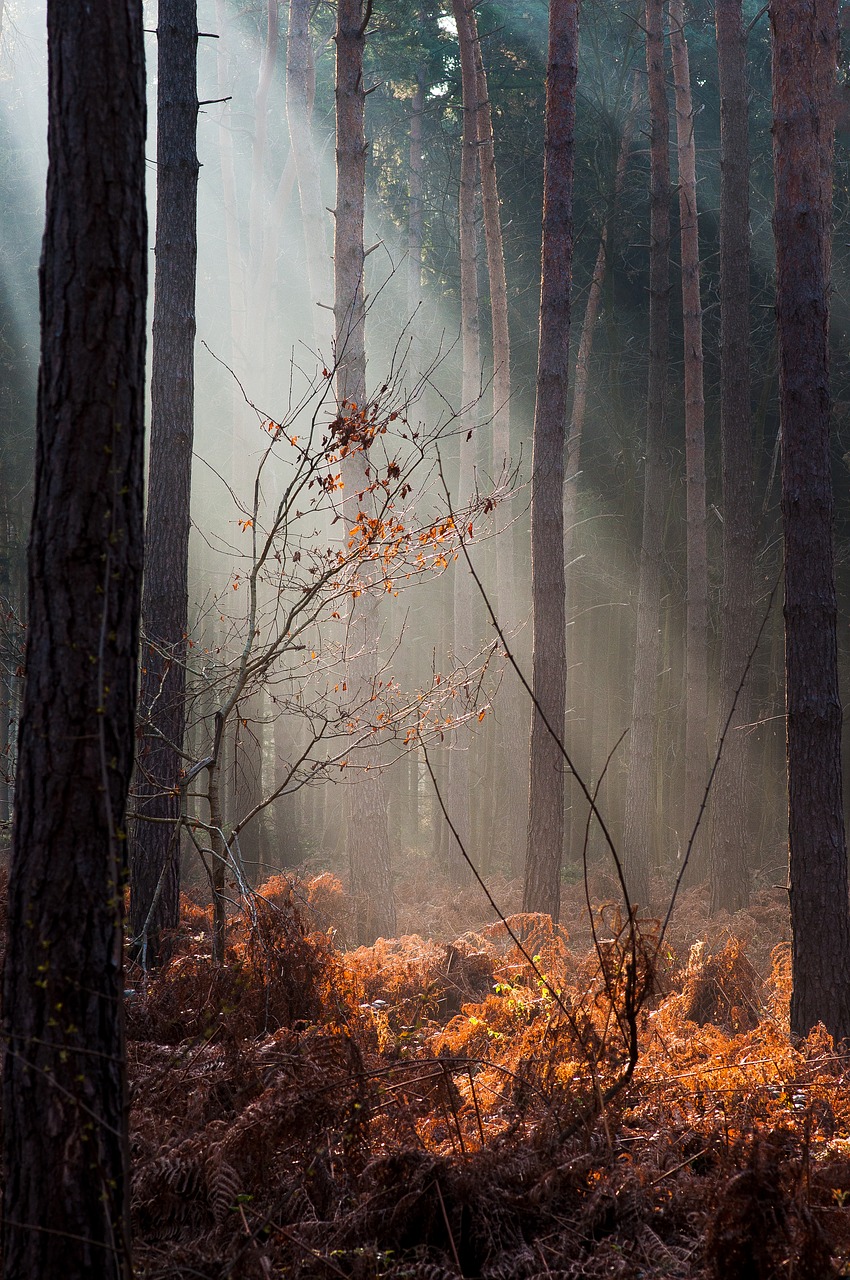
[[447, 0, 479, 866], [670, 0, 708, 863], [335, 0, 396, 942], [523, 0, 579, 920], [2, 0, 147, 1273], [131, 0, 200, 968], [772, 0, 850, 1041], [710, 0, 754, 914], [623, 0, 670, 911]]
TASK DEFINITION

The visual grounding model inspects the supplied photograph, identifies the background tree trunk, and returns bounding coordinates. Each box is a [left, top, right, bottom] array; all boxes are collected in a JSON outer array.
[[670, 0, 708, 870], [131, 0, 199, 968], [288, 0, 331, 346], [772, 0, 850, 1042], [710, 0, 754, 913], [623, 0, 670, 911], [2, 0, 147, 1272], [335, 0, 396, 943], [523, 0, 579, 921]]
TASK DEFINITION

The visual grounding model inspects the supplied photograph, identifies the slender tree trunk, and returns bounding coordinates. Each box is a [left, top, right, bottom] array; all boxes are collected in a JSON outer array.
[[131, 0, 199, 968], [563, 73, 639, 857], [335, 0, 396, 943], [564, 72, 640, 566], [249, 0, 279, 293], [2, 1, 146, 1272], [460, 0, 528, 871], [215, 0, 246, 374], [710, 0, 754, 912], [288, 0, 331, 344], [448, 0, 480, 869], [772, 0, 850, 1042], [523, 0, 579, 920], [408, 26, 425, 366], [670, 0, 708, 867], [623, 0, 670, 911]]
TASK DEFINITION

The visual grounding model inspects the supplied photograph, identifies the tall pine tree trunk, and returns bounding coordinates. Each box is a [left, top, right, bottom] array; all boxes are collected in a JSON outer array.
[[710, 0, 754, 913], [2, 0, 147, 1271], [772, 0, 850, 1042], [131, 0, 199, 967], [670, 0, 708, 867], [523, 0, 579, 920], [335, 0, 396, 942], [623, 0, 670, 911]]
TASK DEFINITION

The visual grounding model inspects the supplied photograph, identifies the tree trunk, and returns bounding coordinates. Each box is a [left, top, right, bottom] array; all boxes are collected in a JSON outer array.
[[710, 0, 754, 913], [523, 0, 579, 921], [563, 72, 639, 859], [772, 0, 850, 1042], [249, 0, 279, 295], [2, 1, 146, 1273], [407, 26, 425, 368], [623, 0, 670, 912], [288, 0, 332, 344], [448, 0, 480, 869], [131, 0, 199, 968], [335, 0, 396, 943], [461, 0, 528, 873], [670, 0, 708, 869]]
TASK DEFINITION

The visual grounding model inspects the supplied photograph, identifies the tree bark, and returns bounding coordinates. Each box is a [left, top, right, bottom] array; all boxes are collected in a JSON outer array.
[[523, 0, 579, 921], [710, 0, 754, 913], [2, 1, 146, 1273], [772, 0, 850, 1042], [335, 0, 396, 943], [623, 0, 670, 911], [131, 0, 199, 968], [670, 0, 708, 869]]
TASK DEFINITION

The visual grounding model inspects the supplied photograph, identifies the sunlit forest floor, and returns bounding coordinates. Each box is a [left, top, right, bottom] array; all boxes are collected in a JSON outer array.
[[11, 864, 850, 1278]]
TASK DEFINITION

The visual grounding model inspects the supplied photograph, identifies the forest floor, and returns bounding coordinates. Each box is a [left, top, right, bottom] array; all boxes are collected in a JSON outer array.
[[58, 866, 850, 1275]]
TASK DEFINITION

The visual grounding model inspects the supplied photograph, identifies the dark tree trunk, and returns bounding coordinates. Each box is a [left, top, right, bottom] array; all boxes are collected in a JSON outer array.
[[623, 0, 670, 911], [523, 0, 579, 920], [772, 0, 850, 1042], [2, 0, 147, 1273], [131, 0, 199, 968], [335, 0, 396, 943], [710, 0, 754, 913]]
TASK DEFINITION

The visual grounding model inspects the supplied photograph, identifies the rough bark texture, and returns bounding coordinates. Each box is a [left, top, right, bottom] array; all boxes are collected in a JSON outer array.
[[335, 0, 396, 943], [288, 0, 332, 344], [772, 0, 850, 1042], [710, 0, 754, 914], [131, 0, 199, 968], [523, 0, 579, 920], [670, 0, 708, 865], [2, 1, 147, 1273], [623, 0, 670, 911]]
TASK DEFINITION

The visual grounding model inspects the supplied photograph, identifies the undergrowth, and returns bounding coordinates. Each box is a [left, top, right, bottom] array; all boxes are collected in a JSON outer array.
[[115, 870, 850, 1279]]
